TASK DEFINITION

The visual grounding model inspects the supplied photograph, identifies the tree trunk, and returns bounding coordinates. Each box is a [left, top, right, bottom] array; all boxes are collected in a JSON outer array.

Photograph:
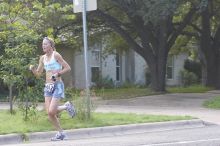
[[148, 20, 168, 92], [212, 27, 220, 88], [200, 4, 218, 88], [217, 55, 220, 89], [9, 84, 13, 114], [149, 61, 166, 92], [198, 46, 207, 85]]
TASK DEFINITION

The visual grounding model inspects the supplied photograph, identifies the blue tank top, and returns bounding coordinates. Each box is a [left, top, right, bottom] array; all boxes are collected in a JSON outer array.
[[43, 51, 62, 71]]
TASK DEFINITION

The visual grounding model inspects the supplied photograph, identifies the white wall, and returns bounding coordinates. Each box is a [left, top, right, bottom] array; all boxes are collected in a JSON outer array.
[[101, 55, 116, 82], [134, 52, 146, 85], [166, 53, 188, 86], [133, 52, 188, 86], [121, 53, 126, 82], [73, 51, 86, 89], [73, 46, 188, 88], [74, 50, 117, 89]]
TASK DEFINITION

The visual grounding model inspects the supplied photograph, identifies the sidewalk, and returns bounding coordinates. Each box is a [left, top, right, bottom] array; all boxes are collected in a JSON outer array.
[[0, 91, 220, 144], [96, 91, 220, 125]]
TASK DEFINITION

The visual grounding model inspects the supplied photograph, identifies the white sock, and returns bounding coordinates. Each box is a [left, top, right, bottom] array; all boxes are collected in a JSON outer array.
[[57, 105, 67, 111]]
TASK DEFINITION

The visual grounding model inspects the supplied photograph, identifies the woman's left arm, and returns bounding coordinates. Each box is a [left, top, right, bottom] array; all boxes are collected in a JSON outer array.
[[54, 52, 71, 75]]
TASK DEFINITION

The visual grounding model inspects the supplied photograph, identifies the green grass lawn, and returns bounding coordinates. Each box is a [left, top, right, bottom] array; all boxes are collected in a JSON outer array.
[[94, 85, 212, 100], [203, 96, 220, 109], [95, 88, 157, 100], [167, 85, 213, 93], [0, 85, 213, 135], [0, 110, 193, 135]]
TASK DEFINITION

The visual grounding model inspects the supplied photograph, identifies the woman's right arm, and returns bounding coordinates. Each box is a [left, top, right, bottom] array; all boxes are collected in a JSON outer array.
[[31, 55, 44, 77]]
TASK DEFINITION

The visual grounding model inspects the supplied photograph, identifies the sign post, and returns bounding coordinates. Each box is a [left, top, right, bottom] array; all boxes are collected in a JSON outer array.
[[73, 0, 97, 119]]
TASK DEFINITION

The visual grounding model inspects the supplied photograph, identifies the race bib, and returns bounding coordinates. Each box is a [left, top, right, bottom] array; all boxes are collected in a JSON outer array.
[[45, 83, 55, 93]]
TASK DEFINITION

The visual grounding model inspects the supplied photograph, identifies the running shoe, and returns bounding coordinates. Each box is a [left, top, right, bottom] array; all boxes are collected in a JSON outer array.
[[64, 101, 76, 118], [51, 132, 66, 141]]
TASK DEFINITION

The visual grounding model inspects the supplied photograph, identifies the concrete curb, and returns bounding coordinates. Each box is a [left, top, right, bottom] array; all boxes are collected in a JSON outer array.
[[0, 119, 211, 145], [0, 134, 23, 145]]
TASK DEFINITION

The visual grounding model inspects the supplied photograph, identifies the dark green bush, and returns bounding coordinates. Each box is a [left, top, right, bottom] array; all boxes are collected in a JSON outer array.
[[92, 76, 114, 89], [179, 69, 199, 87], [184, 59, 202, 79], [145, 70, 151, 86]]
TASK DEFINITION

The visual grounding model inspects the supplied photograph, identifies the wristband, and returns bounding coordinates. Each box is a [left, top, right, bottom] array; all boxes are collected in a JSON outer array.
[[57, 72, 61, 77]]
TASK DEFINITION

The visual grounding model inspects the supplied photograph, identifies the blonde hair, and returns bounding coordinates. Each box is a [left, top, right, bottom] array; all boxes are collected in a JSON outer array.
[[44, 37, 56, 50]]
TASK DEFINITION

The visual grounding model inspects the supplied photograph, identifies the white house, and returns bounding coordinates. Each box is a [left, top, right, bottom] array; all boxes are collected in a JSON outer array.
[[62, 44, 188, 89]]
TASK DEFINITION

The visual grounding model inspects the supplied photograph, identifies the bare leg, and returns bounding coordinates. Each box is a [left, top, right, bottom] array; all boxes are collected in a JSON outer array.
[[45, 96, 52, 114], [45, 97, 67, 114], [47, 97, 63, 132]]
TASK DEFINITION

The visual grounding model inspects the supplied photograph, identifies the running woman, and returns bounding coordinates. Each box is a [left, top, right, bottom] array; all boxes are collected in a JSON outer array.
[[30, 37, 75, 141]]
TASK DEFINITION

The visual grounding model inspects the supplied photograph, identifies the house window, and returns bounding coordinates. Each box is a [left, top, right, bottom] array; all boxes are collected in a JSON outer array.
[[116, 52, 120, 81], [166, 56, 174, 79], [91, 67, 100, 82], [91, 49, 101, 83]]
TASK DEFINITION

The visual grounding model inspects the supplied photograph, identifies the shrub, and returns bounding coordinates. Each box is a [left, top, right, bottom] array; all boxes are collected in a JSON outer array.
[[92, 76, 114, 89], [179, 70, 199, 87], [145, 70, 151, 86], [184, 59, 202, 79]]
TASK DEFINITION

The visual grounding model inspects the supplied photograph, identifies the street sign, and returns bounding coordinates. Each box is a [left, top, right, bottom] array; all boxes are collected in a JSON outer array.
[[73, 0, 97, 13]]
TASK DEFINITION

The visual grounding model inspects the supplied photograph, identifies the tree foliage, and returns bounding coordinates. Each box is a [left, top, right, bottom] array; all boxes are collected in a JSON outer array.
[[94, 0, 197, 91], [178, 0, 220, 88], [0, 0, 41, 114]]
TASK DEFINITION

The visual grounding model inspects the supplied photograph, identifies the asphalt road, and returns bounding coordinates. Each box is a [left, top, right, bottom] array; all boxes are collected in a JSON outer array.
[[4, 123, 220, 146]]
